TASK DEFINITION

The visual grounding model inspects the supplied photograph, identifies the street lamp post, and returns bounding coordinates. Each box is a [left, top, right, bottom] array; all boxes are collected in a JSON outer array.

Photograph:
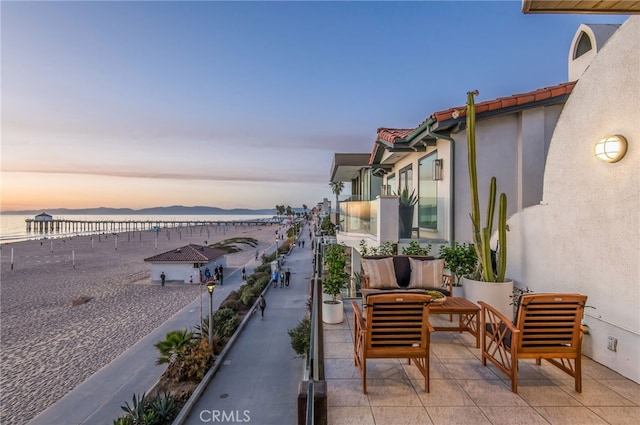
[[206, 281, 215, 350], [275, 237, 278, 264]]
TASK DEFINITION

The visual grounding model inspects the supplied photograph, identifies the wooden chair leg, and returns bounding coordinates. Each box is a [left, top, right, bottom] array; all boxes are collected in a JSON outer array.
[[575, 357, 582, 393], [363, 359, 367, 394]]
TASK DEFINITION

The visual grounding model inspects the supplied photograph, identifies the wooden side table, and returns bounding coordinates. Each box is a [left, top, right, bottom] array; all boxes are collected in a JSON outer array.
[[428, 297, 480, 348]]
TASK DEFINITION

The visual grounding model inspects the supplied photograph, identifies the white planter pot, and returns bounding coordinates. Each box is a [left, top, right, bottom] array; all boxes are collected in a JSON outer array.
[[322, 300, 344, 324], [452, 286, 465, 298], [322, 292, 342, 302], [462, 276, 514, 320]]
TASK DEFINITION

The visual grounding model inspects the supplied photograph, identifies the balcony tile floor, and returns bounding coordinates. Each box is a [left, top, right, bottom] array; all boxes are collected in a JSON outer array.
[[324, 301, 640, 425]]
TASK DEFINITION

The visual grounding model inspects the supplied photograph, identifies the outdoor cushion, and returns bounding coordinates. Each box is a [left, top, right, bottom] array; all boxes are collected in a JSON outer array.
[[361, 257, 399, 289], [360, 288, 431, 305], [408, 258, 444, 289]]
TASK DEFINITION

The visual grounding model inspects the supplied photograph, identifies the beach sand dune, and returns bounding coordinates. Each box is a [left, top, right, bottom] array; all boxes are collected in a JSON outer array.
[[0, 223, 281, 424]]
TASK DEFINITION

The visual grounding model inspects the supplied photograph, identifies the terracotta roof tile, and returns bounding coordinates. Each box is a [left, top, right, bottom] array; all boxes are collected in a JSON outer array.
[[144, 244, 226, 263], [376, 127, 414, 144], [426, 81, 576, 124]]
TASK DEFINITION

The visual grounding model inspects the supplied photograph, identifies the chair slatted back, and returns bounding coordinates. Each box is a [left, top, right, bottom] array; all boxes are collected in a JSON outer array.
[[516, 294, 587, 354], [365, 293, 431, 356]]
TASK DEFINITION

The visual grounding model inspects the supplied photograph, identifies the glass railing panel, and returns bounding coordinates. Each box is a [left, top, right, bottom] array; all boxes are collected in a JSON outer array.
[[338, 200, 375, 236]]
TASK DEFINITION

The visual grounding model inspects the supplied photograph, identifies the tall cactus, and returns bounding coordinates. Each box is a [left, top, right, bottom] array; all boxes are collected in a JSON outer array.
[[466, 91, 508, 282]]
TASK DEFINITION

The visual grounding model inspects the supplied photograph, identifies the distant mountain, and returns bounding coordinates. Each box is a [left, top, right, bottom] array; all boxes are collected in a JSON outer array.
[[1, 206, 277, 215]]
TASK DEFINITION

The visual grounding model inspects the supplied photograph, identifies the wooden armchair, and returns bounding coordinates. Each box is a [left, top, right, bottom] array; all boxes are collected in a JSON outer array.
[[480, 293, 588, 393], [352, 293, 434, 394]]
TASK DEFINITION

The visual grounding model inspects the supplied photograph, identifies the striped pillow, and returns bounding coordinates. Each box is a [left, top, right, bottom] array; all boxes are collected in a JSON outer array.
[[408, 258, 444, 289], [362, 258, 399, 289]]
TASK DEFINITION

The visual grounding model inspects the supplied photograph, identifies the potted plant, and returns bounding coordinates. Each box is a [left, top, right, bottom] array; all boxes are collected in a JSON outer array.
[[322, 243, 349, 324], [398, 187, 418, 239], [350, 270, 362, 297], [438, 242, 477, 296], [462, 90, 513, 318], [402, 241, 432, 256]]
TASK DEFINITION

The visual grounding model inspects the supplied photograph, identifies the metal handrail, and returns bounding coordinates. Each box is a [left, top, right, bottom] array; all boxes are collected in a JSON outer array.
[[302, 240, 326, 425]]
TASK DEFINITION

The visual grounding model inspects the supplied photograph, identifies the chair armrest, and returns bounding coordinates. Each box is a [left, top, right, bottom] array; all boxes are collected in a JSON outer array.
[[426, 322, 435, 333], [352, 301, 366, 332], [361, 274, 371, 289], [442, 274, 453, 295], [478, 301, 519, 334]]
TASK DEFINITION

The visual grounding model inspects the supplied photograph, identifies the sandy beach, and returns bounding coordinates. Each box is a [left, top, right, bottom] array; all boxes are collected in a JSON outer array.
[[0, 223, 282, 424]]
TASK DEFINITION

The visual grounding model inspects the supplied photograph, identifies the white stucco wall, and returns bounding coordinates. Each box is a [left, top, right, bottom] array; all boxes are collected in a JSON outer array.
[[452, 106, 560, 244], [151, 263, 199, 284], [150, 258, 226, 284], [568, 24, 620, 81], [508, 17, 640, 382]]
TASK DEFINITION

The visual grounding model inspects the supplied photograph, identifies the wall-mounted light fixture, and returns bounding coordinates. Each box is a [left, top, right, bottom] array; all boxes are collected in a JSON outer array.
[[433, 159, 444, 180], [595, 135, 627, 163]]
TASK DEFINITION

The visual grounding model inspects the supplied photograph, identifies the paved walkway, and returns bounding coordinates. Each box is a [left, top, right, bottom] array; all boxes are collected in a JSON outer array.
[[182, 227, 313, 425], [28, 226, 313, 425]]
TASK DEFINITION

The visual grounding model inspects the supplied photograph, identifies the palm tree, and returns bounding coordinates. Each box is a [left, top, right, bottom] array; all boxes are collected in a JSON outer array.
[[329, 181, 344, 223], [154, 328, 195, 365]]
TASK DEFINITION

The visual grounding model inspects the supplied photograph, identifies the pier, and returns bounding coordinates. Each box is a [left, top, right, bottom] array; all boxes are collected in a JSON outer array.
[[24, 218, 277, 235]]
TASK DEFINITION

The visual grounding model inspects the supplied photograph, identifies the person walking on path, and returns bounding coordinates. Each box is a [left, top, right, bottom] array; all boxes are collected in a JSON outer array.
[[160, 272, 166, 287], [219, 265, 224, 285], [272, 269, 279, 288], [257, 295, 266, 318], [284, 268, 291, 287], [241, 267, 246, 280]]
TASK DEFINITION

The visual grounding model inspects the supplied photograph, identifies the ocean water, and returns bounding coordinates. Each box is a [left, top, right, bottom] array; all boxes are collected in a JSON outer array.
[[0, 213, 277, 244]]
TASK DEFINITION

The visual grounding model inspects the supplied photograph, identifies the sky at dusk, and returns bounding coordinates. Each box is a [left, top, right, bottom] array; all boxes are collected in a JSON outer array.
[[0, 1, 628, 211]]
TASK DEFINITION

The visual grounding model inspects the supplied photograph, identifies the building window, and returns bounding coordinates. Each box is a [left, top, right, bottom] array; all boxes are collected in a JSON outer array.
[[418, 153, 438, 230], [574, 31, 592, 59], [399, 166, 413, 193], [386, 174, 396, 195]]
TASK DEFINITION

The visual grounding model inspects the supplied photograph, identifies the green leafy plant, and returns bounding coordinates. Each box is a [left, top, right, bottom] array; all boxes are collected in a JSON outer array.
[[466, 90, 508, 282], [364, 241, 396, 256], [240, 291, 255, 306], [320, 215, 336, 236], [438, 242, 477, 286], [288, 315, 311, 358], [402, 241, 432, 256], [358, 239, 369, 256], [171, 338, 213, 382], [510, 286, 534, 310], [329, 181, 345, 220], [119, 393, 148, 425], [351, 271, 363, 293], [211, 307, 239, 339], [154, 329, 194, 366], [193, 316, 223, 354], [219, 298, 242, 311], [148, 392, 176, 424], [323, 244, 349, 303], [397, 187, 418, 206]]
